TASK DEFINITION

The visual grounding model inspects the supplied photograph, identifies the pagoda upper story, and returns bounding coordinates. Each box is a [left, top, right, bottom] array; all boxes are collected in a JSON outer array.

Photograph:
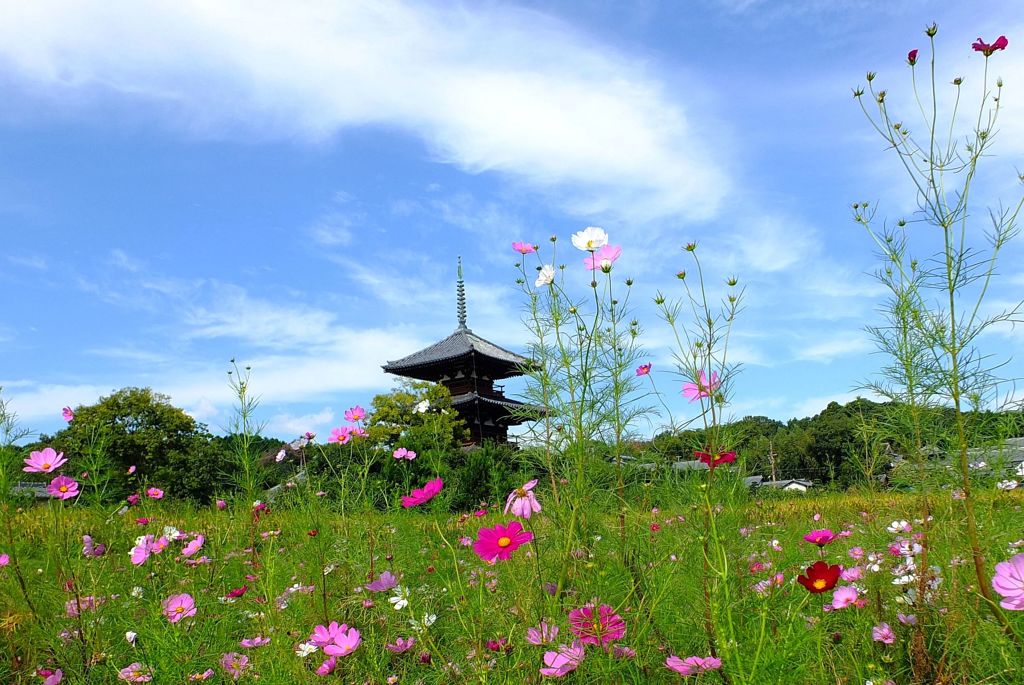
[[382, 259, 535, 445]]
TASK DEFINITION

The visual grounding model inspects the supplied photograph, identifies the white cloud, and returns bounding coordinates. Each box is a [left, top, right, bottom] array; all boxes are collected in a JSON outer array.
[[308, 211, 356, 246], [266, 406, 335, 437], [6, 254, 47, 270], [0, 0, 727, 222], [794, 333, 873, 362]]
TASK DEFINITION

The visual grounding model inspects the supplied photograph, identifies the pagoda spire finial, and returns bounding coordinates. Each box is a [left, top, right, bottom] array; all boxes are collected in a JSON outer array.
[[457, 256, 468, 330]]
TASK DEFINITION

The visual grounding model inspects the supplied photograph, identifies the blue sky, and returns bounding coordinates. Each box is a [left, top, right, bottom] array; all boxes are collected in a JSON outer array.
[[1, 0, 1022, 441]]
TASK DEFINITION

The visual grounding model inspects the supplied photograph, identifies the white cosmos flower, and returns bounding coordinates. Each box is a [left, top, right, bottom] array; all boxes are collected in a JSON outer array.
[[997, 479, 1019, 490], [125, 631, 137, 644], [295, 641, 318, 657], [571, 226, 608, 251], [414, 399, 430, 414], [535, 265, 555, 287], [389, 586, 410, 611]]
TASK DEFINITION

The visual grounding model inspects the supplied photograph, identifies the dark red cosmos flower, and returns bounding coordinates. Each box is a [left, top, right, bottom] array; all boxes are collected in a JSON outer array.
[[797, 561, 842, 594], [907, 49, 918, 65], [972, 35, 1008, 56], [225, 585, 249, 599], [696, 449, 737, 470]]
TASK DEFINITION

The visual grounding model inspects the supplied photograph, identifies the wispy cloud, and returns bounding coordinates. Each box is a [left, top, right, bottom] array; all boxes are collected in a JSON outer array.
[[6, 254, 47, 270], [793, 332, 874, 363], [0, 0, 728, 222], [266, 406, 335, 437]]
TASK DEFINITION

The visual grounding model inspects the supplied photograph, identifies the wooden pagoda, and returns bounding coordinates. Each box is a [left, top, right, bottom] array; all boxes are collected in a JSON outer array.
[[382, 260, 535, 445]]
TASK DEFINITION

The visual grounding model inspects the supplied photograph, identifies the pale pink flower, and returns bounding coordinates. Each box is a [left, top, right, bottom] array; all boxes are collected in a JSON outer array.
[[220, 653, 250, 681], [385, 636, 416, 653], [38, 669, 63, 685], [505, 479, 542, 519], [62, 406, 74, 422], [323, 626, 361, 657], [583, 244, 621, 272], [681, 371, 720, 401], [181, 535, 204, 557], [310, 622, 346, 647], [240, 636, 271, 648], [315, 657, 337, 676], [82, 535, 106, 557], [365, 571, 398, 592], [830, 586, 859, 610], [127, 465, 136, 475], [392, 447, 417, 460], [162, 593, 196, 623], [145, 487, 164, 500], [526, 621, 559, 646], [992, 553, 1024, 610], [188, 670, 215, 681], [665, 655, 722, 676], [117, 663, 153, 682], [328, 426, 352, 444], [872, 622, 896, 644], [25, 447, 68, 473], [540, 641, 585, 678], [47, 475, 79, 500], [512, 241, 537, 254]]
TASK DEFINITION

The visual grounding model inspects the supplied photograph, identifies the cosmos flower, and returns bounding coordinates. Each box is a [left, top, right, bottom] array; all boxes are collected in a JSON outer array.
[[62, 406, 75, 422], [512, 241, 537, 254], [682, 371, 720, 401], [540, 641, 585, 678], [696, 449, 736, 471], [972, 35, 1008, 56], [344, 405, 366, 422], [830, 586, 859, 610], [797, 561, 842, 594], [665, 655, 723, 676], [535, 265, 555, 287], [567, 603, 626, 646], [526, 622, 560, 646], [872, 622, 896, 644], [220, 653, 250, 681], [583, 244, 621, 272], [145, 487, 164, 500], [804, 529, 837, 547], [992, 553, 1024, 610], [392, 447, 417, 460], [505, 479, 542, 519], [117, 663, 153, 682], [473, 520, 534, 562], [24, 447, 67, 473], [571, 226, 609, 251], [401, 478, 443, 508], [386, 637, 416, 653], [162, 593, 197, 623], [907, 49, 918, 65], [47, 475, 79, 500], [365, 571, 398, 592], [635, 363, 652, 376]]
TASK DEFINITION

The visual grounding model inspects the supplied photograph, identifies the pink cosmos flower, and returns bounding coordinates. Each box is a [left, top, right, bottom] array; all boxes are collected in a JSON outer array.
[[401, 477, 443, 508], [47, 475, 79, 500], [473, 520, 534, 562], [216, 499, 227, 510], [992, 553, 1024, 610], [316, 657, 337, 676], [830, 586, 859, 610], [583, 244, 622, 272], [840, 566, 863, 582], [872, 622, 895, 644], [897, 612, 917, 625], [127, 493, 140, 506], [310, 622, 346, 647], [328, 426, 352, 444], [323, 626, 361, 657], [665, 655, 722, 676], [127, 465, 136, 475], [38, 669, 63, 685], [505, 479, 542, 519], [392, 447, 417, 460], [162, 593, 197, 623], [613, 645, 637, 659], [0, 553, 9, 566], [385, 636, 416, 653], [117, 663, 153, 682], [220, 653, 250, 681], [526, 621, 559, 646], [512, 241, 537, 254], [907, 49, 918, 65], [365, 571, 398, 592], [226, 585, 249, 599], [344, 405, 366, 423], [82, 535, 106, 557], [181, 535, 204, 557], [540, 641, 585, 678], [62, 406, 75, 422], [188, 670, 215, 681], [568, 603, 626, 646], [695, 449, 736, 471], [804, 529, 837, 547], [848, 546, 865, 561], [24, 447, 68, 473], [682, 370, 720, 401], [146, 487, 164, 500], [972, 35, 1008, 56], [65, 596, 103, 617], [240, 636, 271, 648], [635, 363, 652, 376]]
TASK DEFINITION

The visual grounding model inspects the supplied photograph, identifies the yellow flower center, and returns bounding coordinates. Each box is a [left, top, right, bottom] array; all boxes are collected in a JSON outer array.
[[812, 579, 827, 590], [515, 488, 527, 498], [42, 463, 51, 469], [59, 485, 69, 493], [497, 536, 512, 548], [175, 606, 185, 614]]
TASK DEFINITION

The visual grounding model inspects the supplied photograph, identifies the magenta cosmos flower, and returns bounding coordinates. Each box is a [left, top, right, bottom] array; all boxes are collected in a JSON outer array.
[[162, 593, 197, 623], [682, 370, 720, 401], [392, 447, 416, 460], [872, 622, 895, 644], [62, 406, 74, 422], [386, 636, 416, 653], [803, 529, 837, 547], [344, 405, 366, 422], [583, 244, 622, 273], [474, 520, 534, 562], [512, 241, 537, 254], [540, 641, 585, 678], [526, 621, 559, 646], [117, 663, 153, 682], [505, 479, 542, 519], [38, 669, 63, 685], [568, 603, 626, 646], [47, 475, 79, 500], [146, 487, 164, 500], [365, 571, 398, 592], [402, 477, 443, 508], [695, 449, 736, 471], [973, 35, 1008, 56], [665, 655, 722, 676], [24, 447, 67, 473], [323, 626, 361, 657], [635, 363, 652, 376], [992, 553, 1024, 610], [907, 49, 918, 65]]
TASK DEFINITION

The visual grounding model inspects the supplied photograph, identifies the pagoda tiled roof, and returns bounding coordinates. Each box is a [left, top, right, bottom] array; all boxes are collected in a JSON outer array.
[[382, 326, 529, 375], [449, 391, 544, 424]]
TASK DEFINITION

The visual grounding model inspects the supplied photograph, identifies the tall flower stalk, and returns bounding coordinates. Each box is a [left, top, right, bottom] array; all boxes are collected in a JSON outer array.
[[854, 24, 1023, 645]]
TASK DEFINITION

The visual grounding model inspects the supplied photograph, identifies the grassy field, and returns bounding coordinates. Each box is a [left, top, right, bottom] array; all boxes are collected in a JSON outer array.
[[3, 482, 1024, 684]]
